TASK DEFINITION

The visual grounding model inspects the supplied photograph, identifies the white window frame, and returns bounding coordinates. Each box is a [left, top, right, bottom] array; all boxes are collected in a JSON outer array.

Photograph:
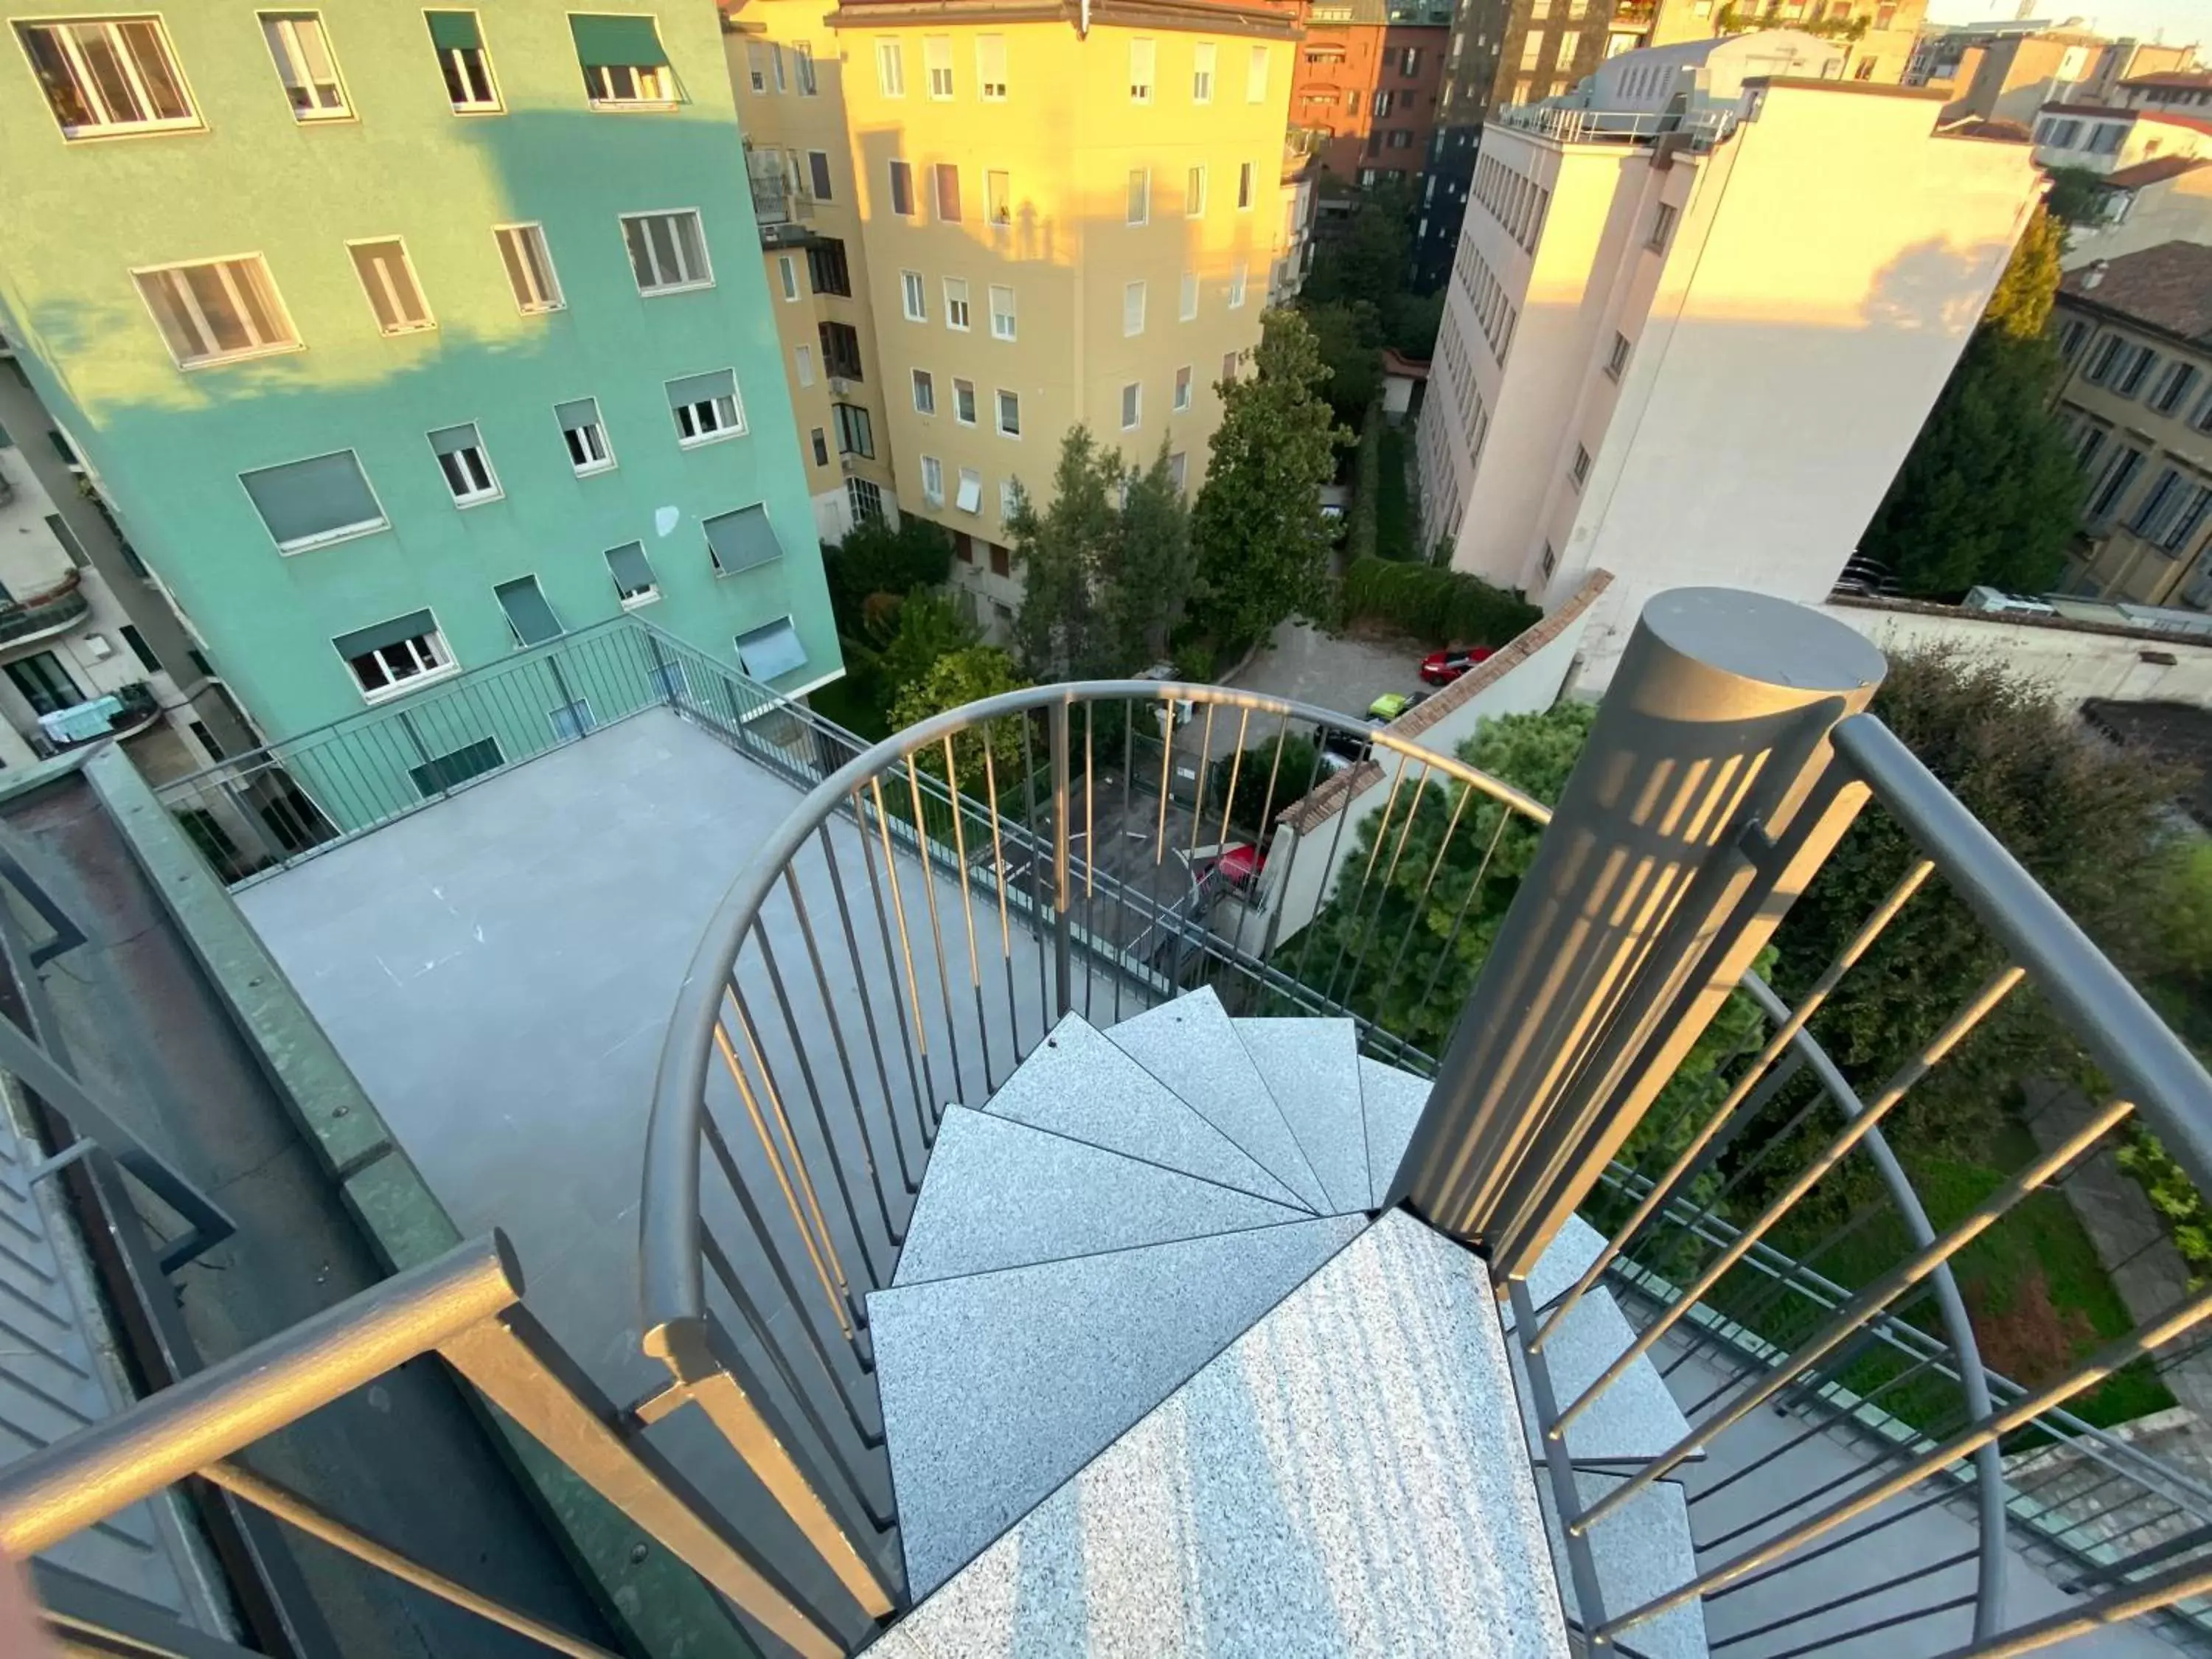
[[433, 11, 501, 113], [606, 544, 658, 608], [430, 422, 501, 506], [1186, 165, 1207, 217], [990, 284, 1015, 341], [1000, 479, 1020, 522], [956, 467, 983, 515], [995, 388, 1020, 438], [1246, 43, 1268, 102], [902, 268, 927, 321], [976, 32, 1006, 100], [888, 157, 916, 217], [1129, 38, 1155, 104], [1121, 381, 1141, 431], [1128, 168, 1150, 226], [260, 12, 350, 121], [925, 34, 953, 99], [243, 448, 389, 555], [619, 208, 714, 294], [346, 236, 436, 335], [794, 39, 817, 95], [953, 378, 978, 426], [1180, 272, 1199, 321], [583, 59, 677, 107], [558, 399, 615, 476], [1174, 364, 1192, 411], [921, 454, 945, 505], [669, 372, 745, 447], [875, 38, 904, 96], [794, 344, 814, 387], [340, 619, 456, 704], [18, 15, 201, 139], [493, 222, 563, 313], [1192, 41, 1214, 103], [945, 276, 971, 331], [913, 367, 936, 414], [1124, 279, 1146, 336], [131, 254, 300, 369], [778, 254, 799, 302], [987, 168, 1011, 228], [1237, 161, 1255, 210], [1227, 264, 1246, 309]]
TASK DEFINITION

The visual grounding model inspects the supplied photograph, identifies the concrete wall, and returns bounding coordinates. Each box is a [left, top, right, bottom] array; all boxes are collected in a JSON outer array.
[[1820, 597, 2212, 710], [0, 1, 837, 742], [2065, 167, 2212, 271]]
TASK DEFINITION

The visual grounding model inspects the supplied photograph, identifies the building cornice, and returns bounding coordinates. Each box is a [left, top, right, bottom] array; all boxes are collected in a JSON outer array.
[[825, 0, 1303, 38]]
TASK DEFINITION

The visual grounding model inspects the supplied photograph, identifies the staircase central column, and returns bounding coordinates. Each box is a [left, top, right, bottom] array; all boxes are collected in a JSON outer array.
[[1386, 588, 1887, 1284]]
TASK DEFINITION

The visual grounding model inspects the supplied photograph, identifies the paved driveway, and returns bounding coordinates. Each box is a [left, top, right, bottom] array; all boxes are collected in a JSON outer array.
[[1225, 620, 1429, 723]]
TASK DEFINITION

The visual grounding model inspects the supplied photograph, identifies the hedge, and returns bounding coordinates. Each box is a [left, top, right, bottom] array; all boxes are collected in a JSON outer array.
[[1340, 556, 1541, 646]]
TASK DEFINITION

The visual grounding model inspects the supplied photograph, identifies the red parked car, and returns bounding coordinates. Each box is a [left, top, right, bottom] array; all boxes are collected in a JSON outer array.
[[1419, 646, 1497, 686]]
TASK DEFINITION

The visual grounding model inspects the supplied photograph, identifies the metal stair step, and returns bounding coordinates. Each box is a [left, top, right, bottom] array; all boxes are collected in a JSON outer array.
[[884, 1211, 1570, 1658], [891, 1105, 1310, 1287], [1105, 989, 1331, 1211], [869, 1212, 1368, 1600], [1233, 1015, 1374, 1214], [1534, 1470, 1707, 1659], [1357, 1055, 1430, 1208], [984, 1012, 1304, 1208]]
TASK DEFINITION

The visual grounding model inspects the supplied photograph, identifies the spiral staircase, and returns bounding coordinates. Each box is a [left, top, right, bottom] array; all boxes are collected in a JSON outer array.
[[862, 986, 1705, 1658]]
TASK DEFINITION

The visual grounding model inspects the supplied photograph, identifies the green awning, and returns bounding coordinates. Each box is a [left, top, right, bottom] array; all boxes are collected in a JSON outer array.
[[425, 11, 481, 52], [334, 610, 435, 661], [737, 617, 807, 681], [666, 369, 735, 408], [570, 14, 667, 69], [605, 542, 655, 591], [703, 504, 782, 574], [428, 422, 481, 456], [242, 451, 384, 549], [494, 577, 563, 647]]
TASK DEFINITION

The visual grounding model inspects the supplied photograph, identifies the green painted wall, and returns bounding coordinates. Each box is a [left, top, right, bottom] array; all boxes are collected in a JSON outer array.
[[0, 0, 839, 743]]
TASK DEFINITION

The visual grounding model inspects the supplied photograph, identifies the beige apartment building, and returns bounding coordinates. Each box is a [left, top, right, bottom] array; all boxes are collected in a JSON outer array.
[[2051, 243, 2212, 608], [1415, 44, 2042, 683], [1910, 24, 2196, 128], [723, 0, 1299, 636], [2069, 156, 2212, 268], [1625, 0, 1926, 84], [2033, 102, 2212, 176]]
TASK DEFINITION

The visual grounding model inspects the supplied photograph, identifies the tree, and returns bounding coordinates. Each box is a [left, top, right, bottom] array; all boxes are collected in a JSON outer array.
[[1860, 209, 2084, 597], [2042, 165, 2105, 229], [1301, 178, 1415, 310], [1107, 442, 1195, 668], [1304, 300, 1385, 427], [871, 589, 976, 700], [822, 515, 953, 633], [890, 646, 1032, 790], [1191, 310, 1352, 649], [1206, 731, 1321, 841]]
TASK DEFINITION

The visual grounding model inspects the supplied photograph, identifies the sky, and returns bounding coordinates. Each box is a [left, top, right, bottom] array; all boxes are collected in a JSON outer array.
[[1923, 0, 2209, 46]]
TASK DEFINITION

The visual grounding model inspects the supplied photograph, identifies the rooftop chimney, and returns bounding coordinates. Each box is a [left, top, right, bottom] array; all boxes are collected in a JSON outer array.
[[2083, 259, 2109, 289]]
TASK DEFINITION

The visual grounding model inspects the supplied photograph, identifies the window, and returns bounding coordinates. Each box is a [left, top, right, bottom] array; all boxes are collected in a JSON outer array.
[[902, 270, 928, 321], [977, 34, 1007, 98], [553, 397, 613, 476], [1121, 382, 1141, 428], [795, 41, 817, 95], [996, 389, 1021, 437], [808, 150, 834, 201], [810, 428, 830, 467], [913, 368, 936, 414], [877, 38, 904, 96], [571, 15, 675, 105], [493, 223, 563, 313], [922, 454, 945, 504], [1124, 279, 1147, 335], [2088, 446, 2146, 523], [1128, 169, 1150, 225], [17, 17, 198, 139], [1604, 332, 1631, 380], [2153, 364, 2202, 417], [549, 700, 595, 742], [1186, 165, 1208, 217], [1238, 161, 1255, 209], [794, 344, 814, 386], [1174, 364, 1192, 411], [2083, 334, 2125, 386], [1553, 33, 1575, 69], [425, 13, 500, 111], [2117, 344, 2160, 399], [945, 278, 971, 330], [1520, 35, 1543, 71], [925, 35, 953, 98], [704, 504, 785, 575], [6, 653, 84, 717], [778, 254, 799, 302], [954, 379, 977, 425], [1648, 201, 1677, 253], [935, 164, 962, 221], [260, 13, 348, 119], [494, 575, 563, 648], [818, 321, 863, 378], [1228, 265, 1246, 309], [745, 40, 768, 92], [986, 169, 1012, 227], [954, 532, 975, 563], [1193, 41, 1215, 102], [771, 43, 786, 92], [889, 159, 915, 216], [667, 368, 744, 444], [807, 238, 852, 296], [982, 285, 1016, 343], [1130, 38, 1155, 102], [832, 403, 874, 458], [334, 612, 453, 703], [990, 542, 1012, 577], [621, 210, 712, 293], [1399, 46, 1422, 76], [243, 451, 386, 552], [133, 256, 297, 368], [1169, 452, 1187, 491], [430, 422, 500, 504], [2148, 481, 2212, 554], [1222, 350, 1239, 384], [348, 238, 434, 334], [1247, 44, 1269, 102], [1180, 272, 1200, 321], [956, 467, 984, 513], [737, 617, 808, 681], [1570, 444, 1590, 489]]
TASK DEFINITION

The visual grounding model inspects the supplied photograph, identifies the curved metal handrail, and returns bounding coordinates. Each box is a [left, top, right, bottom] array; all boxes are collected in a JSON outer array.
[[639, 678, 1550, 1346]]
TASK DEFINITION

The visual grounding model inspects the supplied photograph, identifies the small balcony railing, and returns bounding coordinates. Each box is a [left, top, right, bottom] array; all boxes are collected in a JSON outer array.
[[1496, 102, 1741, 150], [36, 678, 159, 751], [0, 568, 91, 650]]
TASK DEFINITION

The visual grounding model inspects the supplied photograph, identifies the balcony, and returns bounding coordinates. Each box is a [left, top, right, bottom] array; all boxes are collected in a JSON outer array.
[[1498, 102, 1742, 150], [35, 680, 159, 754], [4, 598, 2211, 1659], [748, 148, 816, 249], [0, 568, 91, 653]]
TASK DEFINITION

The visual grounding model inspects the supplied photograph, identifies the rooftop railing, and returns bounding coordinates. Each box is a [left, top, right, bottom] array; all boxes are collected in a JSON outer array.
[[1495, 102, 1742, 150]]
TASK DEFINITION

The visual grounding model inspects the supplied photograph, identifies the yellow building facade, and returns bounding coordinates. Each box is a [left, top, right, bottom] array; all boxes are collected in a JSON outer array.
[[725, 0, 1298, 630]]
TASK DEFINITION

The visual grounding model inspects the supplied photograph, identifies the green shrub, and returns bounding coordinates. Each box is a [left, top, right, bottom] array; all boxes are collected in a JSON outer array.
[[1340, 557, 1540, 645], [2118, 1127, 2212, 1288], [1377, 425, 1413, 560], [823, 517, 954, 633], [1345, 411, 1381, 565], [1206, 733, 1321, 841]]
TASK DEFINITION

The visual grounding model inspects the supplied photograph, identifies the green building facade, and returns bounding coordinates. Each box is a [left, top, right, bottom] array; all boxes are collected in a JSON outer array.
[[0, 1, 839, 776]]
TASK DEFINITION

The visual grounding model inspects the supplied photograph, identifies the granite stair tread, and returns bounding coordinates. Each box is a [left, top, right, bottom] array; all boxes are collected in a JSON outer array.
[[1509, 1281, 1694, 1467], [892, 1105, 1310, 1287], [870, 1212, 1368, 1600], [884, 1211, 1571, 1658], [1232, 1015, 1373, 1215], [1105, 989, 1330, 1212], [1534, 1472, 1706, 1659], [985, 1013, 1304, 1208], [1357, 1056, 1428, 1208]]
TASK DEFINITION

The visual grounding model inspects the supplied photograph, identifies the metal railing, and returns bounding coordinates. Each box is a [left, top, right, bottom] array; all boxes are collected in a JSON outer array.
[[633, 592, 2212, 1653], [0, 568, 88, 650], [1494, 102, 1742, 150]]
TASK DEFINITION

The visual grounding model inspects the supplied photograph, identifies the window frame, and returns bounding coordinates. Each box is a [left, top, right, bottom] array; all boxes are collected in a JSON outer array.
[[427, 10, 501, 114], [493, 221, 564, 313], [240, 448, 390, 555], [995, 387, 1020, 438], [1648, 201, 1677, 253], [986, 168, 1011, 228], [933, 162, 961, 223], [574, 14, 678, 109], [924, 33, 953, 99], [667, 369, 745, 448], [921, 454, 945, 505], [1237, 161, 1254, 210], [953, 378, 978, 426], [1246, 42, 1268, 103], [1604, 332, 1631, 380], [875, 38, 904, 96], [945, 276, 971, 331], [346, 235, 436, 335], [956, 466, 983, 515], [259, 11, 352, 122], [493, 573, 563, 649], [428, 420, 502, 507], [888, 157, 916, 217], [902, 268, 928, 321], [619, 207, 714, 295], [1124, 279, 1146, 336], [1121, 381, 1141, 431], [1173, 364, 1192, 411], [1570, 443, 1591, 490], [913, 366, 936, 414], [131, 252, 300, 370], [989, 284, 1016, 341], [1192, 40, 1214, 103], [976, 32, 1006, 100], [335, 613, 457, 705], [16, 15, 201, 141], [1186, 164, 1206, 217], [1180, 272, 1199, 321], [1129, 36, 1155, 104], [556, 397, 615, 476], [1128, 167, 1150, 226]]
